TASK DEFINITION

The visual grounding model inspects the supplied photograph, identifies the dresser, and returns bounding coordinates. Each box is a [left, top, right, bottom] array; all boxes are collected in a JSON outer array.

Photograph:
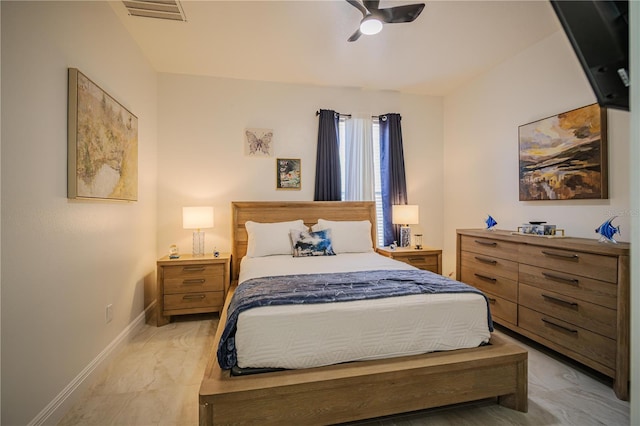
[[376, 246, 442, 274], [456, 229, 629, 400], [156, 253, 230, 326]]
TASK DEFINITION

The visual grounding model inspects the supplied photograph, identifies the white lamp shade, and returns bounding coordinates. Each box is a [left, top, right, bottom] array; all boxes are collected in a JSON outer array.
[[182, 206, 214, 229], [392, 205, 419, 225]]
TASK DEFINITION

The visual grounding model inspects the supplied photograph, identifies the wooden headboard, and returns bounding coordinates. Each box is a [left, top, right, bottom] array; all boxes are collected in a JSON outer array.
[[231, 201, 377, 281]]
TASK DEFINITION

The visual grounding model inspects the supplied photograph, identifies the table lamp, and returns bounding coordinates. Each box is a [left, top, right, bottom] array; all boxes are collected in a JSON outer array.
[[183, 206, 214, 256], [392, 205, 419, 248]]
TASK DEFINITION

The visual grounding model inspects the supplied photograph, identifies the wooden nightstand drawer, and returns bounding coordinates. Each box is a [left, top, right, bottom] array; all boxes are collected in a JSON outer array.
[[519, 306, 615, 369], [376, 246, 442, 274], [460, 235, 519, 262], [164, 263, 224, 279], [519, 283, 616, 337], [164, 291, 225, 311], [400, 255, 437, 269], [164, 274, 224, 294]]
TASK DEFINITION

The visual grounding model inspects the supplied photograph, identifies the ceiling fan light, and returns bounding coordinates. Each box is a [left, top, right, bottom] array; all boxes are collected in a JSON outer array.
[[360, 17, 383, 35]]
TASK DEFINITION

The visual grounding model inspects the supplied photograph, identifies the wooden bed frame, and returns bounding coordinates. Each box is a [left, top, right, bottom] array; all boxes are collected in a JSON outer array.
[[199, 201, 528, 425]]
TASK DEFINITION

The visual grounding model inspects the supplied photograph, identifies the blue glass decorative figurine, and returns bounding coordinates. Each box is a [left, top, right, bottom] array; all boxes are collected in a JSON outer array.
[[595, 216, 620, 243], [485, 215, 498, 230]]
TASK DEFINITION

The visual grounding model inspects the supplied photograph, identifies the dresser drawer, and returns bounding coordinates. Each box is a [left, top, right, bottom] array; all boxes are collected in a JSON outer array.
[[519, 284, 616, 337], [164, 291, 224, 311], [519, 245, 617, 283], [460, 251, 518, 281], [519, 306, 615, 369], [460, 235, 519, 261], [519, 264, 617, 309], [484, 293, 517, 325], [460, 265, 517, 302]]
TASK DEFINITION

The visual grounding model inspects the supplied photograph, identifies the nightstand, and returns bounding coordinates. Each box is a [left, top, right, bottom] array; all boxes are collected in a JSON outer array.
[[156, 253, 230, 326], [376, 246, 442, 274]]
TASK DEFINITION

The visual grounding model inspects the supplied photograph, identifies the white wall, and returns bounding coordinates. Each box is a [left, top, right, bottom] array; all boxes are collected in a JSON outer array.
[[629, 1, 639, 423], [157, 73, 443, 257], [442, 30, 631, 276], [1, 2, 158, 425], [0, 4, 3, 421]]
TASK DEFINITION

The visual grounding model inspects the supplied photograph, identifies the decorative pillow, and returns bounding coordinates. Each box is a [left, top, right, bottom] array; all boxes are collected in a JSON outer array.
[[290, 229, 336, 257], [311, 219, 373, 253], [245, 220, 307, 257]]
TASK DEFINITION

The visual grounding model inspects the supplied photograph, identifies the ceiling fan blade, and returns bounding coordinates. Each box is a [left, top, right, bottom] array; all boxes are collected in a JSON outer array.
[[380, 3, 425, 23], [346, 0, 368, 17], [347, 28, 363, 42], [363, 0, 380, 11]]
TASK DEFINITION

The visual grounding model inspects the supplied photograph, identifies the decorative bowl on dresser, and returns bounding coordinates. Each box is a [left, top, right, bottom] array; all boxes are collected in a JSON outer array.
[[156, 253, 230, 326], [456, 229, 630, 400], [376, 246, 442, 274]]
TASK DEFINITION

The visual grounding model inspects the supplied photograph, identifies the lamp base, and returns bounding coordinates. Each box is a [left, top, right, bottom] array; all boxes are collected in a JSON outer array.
[[192, 230, 205, 256], [399, 225, 411, 248]]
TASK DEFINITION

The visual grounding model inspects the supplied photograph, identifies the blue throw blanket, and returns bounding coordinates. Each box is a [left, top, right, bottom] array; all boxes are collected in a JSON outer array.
[[217, 269, 494, 369]]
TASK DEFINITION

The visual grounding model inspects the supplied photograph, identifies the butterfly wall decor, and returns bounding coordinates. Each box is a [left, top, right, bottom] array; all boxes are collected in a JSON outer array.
[[244, 128, 274, 157]]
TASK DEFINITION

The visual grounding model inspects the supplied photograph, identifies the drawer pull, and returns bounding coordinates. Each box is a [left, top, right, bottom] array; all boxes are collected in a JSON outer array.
[[474, 240, 497, 247], [474, 256, 497, 265], [542, 293, 578, 308], [541, 272, 579, 285], [487, 297, 497, 304], [408, 257, 426, 262], [541, 250, 579, 260], [541, 318, 578, 334], [183, 279, 206, 285], [474, 273, 497, 282], [183, 266, 206, 272], [182, 294, 206, 300]]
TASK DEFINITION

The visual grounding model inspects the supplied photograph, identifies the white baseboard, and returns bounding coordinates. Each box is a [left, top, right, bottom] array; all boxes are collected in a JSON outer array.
[[28, 301, 157, 426]]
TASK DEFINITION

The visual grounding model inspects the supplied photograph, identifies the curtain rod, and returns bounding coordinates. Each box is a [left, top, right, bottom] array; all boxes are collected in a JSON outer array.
[[315, 110, 385, 119]]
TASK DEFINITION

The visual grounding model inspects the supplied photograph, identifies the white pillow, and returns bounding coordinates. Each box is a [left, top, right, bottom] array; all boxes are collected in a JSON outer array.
[[245, 220, 307, 258], [311, 219, 373, 253]]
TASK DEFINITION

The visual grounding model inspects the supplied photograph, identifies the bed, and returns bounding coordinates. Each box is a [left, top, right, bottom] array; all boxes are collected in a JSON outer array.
[[199, 201, 528, 425]]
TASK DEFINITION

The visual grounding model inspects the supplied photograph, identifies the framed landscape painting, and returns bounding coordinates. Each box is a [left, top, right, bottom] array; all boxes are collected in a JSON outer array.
[[68, 68, 138, 201], [276, 158, 301, 190], [518, 103, 608, 201]]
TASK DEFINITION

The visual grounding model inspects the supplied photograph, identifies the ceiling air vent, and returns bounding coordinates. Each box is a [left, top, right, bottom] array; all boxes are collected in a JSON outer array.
[[123, 0, 186, 22]]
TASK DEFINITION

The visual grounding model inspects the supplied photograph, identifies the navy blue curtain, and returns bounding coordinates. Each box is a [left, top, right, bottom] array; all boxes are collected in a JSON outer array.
[[379, 113, 408, 246], [314, 109, 342, 201]]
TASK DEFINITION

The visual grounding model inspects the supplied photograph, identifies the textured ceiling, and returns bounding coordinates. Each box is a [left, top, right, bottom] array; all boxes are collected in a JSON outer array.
[[110, 0, 561, 96]]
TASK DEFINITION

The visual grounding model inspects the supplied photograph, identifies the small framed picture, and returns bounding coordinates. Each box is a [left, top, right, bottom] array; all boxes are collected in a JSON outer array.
[[276, 158, 301, 190], [244, 128, 273, 157]]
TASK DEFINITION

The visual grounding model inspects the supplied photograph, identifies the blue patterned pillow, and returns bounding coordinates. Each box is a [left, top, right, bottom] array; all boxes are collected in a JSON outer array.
[[290, 229, 336, 257]]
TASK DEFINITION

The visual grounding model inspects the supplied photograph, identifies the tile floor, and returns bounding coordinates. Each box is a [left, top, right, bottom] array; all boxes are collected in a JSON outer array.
[[58, 315, 630, 426]]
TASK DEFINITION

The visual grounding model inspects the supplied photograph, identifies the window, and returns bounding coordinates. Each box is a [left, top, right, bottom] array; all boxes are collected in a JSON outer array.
[[338, 117, 385, 247]]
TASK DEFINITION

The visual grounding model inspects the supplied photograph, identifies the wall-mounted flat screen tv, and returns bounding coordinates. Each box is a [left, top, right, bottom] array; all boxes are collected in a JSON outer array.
[[550, 0, 629, 111]]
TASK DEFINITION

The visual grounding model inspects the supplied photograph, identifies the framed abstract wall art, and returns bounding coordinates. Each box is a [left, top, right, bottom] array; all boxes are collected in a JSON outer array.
[[276, 158, 301, 190], [244, 128, 273, 157], [67, 68, 138, 201], [518, 103, 608, 201]]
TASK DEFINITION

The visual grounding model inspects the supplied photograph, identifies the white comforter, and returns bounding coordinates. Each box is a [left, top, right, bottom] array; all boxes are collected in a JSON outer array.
[[234, 252, 491, 369]]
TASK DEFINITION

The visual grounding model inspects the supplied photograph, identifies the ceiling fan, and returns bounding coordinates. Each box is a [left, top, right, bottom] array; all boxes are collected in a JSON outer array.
[[346, 0, 425, 42]]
